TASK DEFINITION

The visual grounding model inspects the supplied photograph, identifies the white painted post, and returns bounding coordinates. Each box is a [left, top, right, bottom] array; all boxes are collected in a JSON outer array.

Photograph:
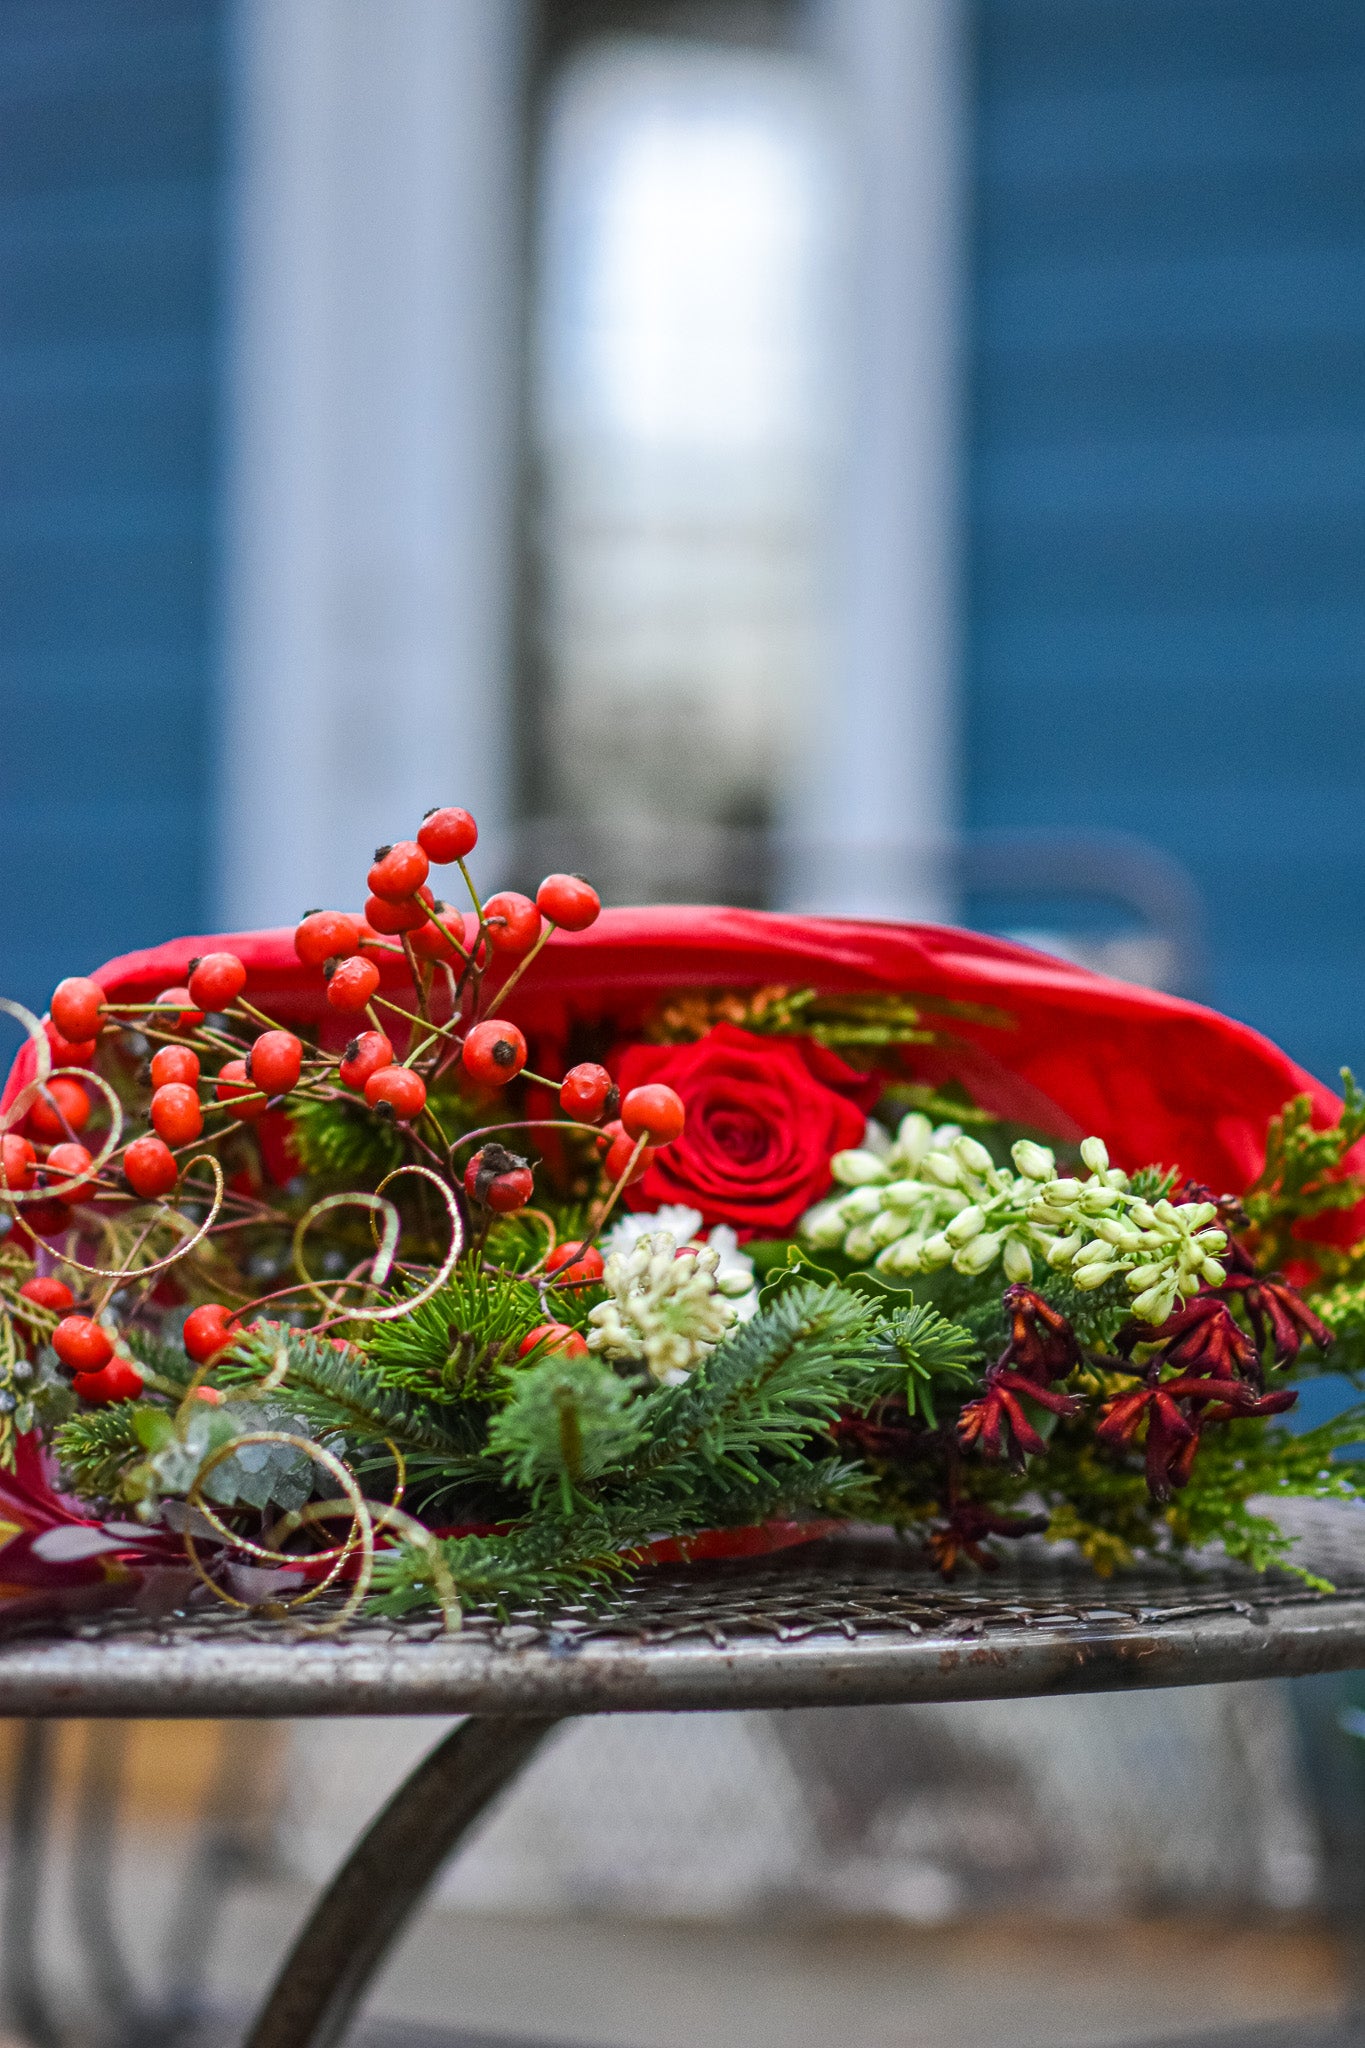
[[216, 0, 528, 928], [785, 0, 966, 921]]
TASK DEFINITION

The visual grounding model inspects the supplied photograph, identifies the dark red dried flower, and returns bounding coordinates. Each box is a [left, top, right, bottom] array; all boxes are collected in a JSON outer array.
[[928, 1499, 1049, 1576], [999, 1285, 1083, 1385], [958, 1366, 1081, 1464], [1116, 1294, 1254, 1381], [1097, 1373, 1298, 1502]]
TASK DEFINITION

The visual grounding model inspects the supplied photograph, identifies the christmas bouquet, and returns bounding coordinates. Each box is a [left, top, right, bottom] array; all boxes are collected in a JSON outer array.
[[2, 805, 1365, 1629]]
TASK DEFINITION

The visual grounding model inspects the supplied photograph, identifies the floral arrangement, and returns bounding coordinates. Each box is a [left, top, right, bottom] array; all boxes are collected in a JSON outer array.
[[1, 805, 1364, 1630]]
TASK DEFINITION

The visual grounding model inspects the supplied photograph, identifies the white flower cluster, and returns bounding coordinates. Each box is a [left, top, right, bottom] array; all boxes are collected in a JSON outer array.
[[602, 1206, 758, 1320], [801, 1115, 1228, 1324], [587, 1231, 754, 1381]]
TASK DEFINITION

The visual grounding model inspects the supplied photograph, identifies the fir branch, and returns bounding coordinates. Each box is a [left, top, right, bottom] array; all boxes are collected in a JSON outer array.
[[488, 1353, 645, 1508], [53, 1404, 146, 1500], [218, 1328, 488, 1481], [1245, 1069, 1365, 1269], [877, 1302, 979, 1426], [636, 1281, 879, 1495], [362, 1263, 543, 1397]]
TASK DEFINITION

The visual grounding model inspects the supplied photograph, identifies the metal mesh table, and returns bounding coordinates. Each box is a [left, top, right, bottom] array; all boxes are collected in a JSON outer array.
[[6, 1510, 1365, 2048]]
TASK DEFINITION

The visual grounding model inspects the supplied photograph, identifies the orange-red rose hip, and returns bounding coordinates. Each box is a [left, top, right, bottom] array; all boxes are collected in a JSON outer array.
[[51, 977, 104, 1042], [151, 1083, 203, 1147], [338, 1031, 393, 1090], [461, 1020, 527, 1086], [621, 1084, 686, 1144], [124, 1135, 179, 1199], [1, 1134, 37, 1193], [183, 1303, 239, 1364], [187, 952, 246, 1010], [418, 807, 478, 862], [29, 1077, 91, 1140], [295, 911, 361, 968], [150, 1045, 200, 1089], [367, 841, 429, 901], [536, 873, 601, 931], [364, 1066, 427, 1121], [53, 1315, 114, 1374], [482, 891, 542, 957], [248, 1030, 303, 1096], [326, 957, 381, 1013]]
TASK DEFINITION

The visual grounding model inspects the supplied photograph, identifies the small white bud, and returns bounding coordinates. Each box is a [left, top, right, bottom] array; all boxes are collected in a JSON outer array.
[[843, 1225, 877, 1262], [1129, 1202, 1159, 1230], [1002, 1235, 1034, 1284], [1195, 1227, 1228, 1253], [831, 1149, 890, 1187], [870, 1207, 911, 1249], [1132, 1281, 1177, 1323], [882, 1178, 929, 1213], [1177, 1200, 1217, 1229], [1073, 1260, 1120, 1290], [876, 1234, 924, 1276], [1073, 1237, 1116, 1268], [1046, 1178, 1082, 1201], [919, 1232, 956, 1270], [924, 1153, 961, 1188], [954, 1230, 1003, 1275], [838, 1185, 886, 1223], [893, 1112, 934, 1166], [1080, 1136, 1110, 1174], [1200, 1258, 1227, 1288], [716, 1269, 755, 1298], [1125, 1261, 1169, 1293], [945, 1203, 985, 1247], [1046, 1232, 1083, 1268], [801, 1201, 846, 1248], [953, 1135, 995, 1177], [1104, 1168, 1130, 1191], [1096, 1218, 1143, 1249], [1011, 1139, 1056, 1181]]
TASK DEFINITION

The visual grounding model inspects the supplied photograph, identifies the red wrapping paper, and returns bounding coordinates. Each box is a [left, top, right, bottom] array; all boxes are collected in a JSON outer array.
[[5, 906, 1344, 1192]]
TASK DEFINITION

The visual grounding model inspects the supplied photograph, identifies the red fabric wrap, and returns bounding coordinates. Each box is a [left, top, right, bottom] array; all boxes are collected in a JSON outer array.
[[5, 905, 1342, 1193]]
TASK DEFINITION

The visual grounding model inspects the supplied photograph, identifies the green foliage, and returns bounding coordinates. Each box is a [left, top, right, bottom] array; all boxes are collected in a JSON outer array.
[[1128, 1164, 1178, 1201], [53, 1403, 146, 1500], [361, 1262, 543, 1397], [488, 1352, 644, 1507], [216, 1326, 490, 1497], [1168, 1409, 1365, 1587], [1308, 1276, 1365, 1383], [1245, 1069, 1365, 1269], [290, 1094, 406, 1186], [637, 1281, 878, 1497], [877, 1302, 979, 1425]]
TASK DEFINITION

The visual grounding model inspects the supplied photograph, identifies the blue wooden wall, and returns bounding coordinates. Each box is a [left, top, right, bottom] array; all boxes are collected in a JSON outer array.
[[965, 0, 1365, 1087], [0, 0, 224, 1018]]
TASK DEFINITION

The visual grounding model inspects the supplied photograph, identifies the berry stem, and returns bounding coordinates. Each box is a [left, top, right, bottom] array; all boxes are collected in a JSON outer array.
[[588, 1133, 648, 1239], [400, 935, 431, 1023], [447, 1116, 608, 1154], [482, 923, 553, 1018]]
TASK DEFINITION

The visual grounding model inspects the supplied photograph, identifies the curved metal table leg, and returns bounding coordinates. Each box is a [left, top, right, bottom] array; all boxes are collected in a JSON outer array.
[[244, 1714, 563, 2048]]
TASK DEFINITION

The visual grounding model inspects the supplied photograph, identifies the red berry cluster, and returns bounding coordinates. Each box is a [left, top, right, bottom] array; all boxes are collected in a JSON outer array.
[[0, 802, 686, 1409]]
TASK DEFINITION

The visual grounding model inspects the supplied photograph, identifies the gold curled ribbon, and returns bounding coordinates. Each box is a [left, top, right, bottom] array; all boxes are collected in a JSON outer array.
[[291, 1191, 402, 1316], [52, 1156, 225, 1281], [0, 997, 53, 1138], [0, 1067, 128, 1204]]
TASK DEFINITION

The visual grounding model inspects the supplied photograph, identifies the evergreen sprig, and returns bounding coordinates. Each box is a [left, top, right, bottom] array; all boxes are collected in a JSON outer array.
[[878, 1303, 979, 1425], [1246, 1069, 1365, 1268]]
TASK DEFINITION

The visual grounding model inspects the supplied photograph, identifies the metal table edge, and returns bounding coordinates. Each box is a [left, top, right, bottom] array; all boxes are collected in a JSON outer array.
[[3, 1588, 1365, 1717]]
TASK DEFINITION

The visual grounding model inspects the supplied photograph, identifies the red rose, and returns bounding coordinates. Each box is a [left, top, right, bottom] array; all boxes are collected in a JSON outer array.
[[616, 1023, 870, 1235]]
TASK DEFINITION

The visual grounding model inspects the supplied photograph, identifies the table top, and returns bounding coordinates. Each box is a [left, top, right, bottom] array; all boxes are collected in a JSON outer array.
[[3, 1502, 1365, 1718]]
